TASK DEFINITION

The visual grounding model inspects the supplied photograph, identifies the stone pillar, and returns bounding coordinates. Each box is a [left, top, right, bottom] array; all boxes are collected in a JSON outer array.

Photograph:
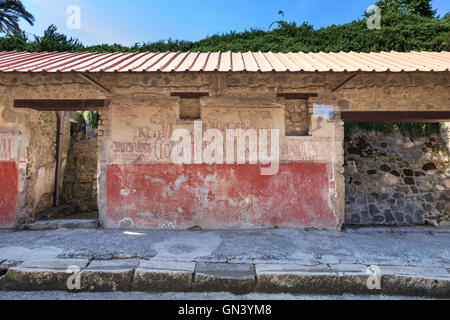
[[96, 106, 110, 227], [441, 122, 450, 154], [333, 120, 346, 229]]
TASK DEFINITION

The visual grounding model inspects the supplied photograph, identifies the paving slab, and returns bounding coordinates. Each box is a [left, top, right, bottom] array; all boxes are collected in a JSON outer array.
[[80, 259, 141, 292], [379, 265, 450, 278], [329, 264, 368, 274], [1, 227, 449, 268], [132, 260, 195, 292], [194, 263, 255, 294], [17, 259, 88, 269], [0, 246, 63, 261], [0, 259, 88, 291]]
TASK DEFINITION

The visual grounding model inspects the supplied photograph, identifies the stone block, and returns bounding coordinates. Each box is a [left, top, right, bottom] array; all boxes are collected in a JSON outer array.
[[328, 264, 377, 294], [0, 259, 88, 291], [194, 263, 255, 294], [132, 260, 195, 292], [380, 266, 450, 298], [256, 263, 372, 294], [80, 259, 140, 292]]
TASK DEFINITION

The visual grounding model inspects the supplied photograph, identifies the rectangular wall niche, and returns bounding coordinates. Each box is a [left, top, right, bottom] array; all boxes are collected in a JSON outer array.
[[179, 98, 201, 120], [284, 99, 310, 136]]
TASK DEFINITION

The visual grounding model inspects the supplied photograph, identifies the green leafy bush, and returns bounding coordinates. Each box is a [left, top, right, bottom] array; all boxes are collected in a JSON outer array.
[[1, 6, 448, 53], [80, 111, 100, 128], [345, 122, 440, 137]]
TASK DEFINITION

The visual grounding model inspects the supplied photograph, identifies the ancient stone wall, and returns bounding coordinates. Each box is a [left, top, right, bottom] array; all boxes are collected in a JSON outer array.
[[102, 95, 342, 229], [442, 123, 450, 153], [61, 113, 98, 212], [344, 127, 450, 226], [1, 71, 448, 229], [24, 111, 57, 214]]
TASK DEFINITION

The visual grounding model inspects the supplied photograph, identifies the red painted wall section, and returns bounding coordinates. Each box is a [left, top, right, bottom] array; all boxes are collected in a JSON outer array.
[[0, 161, 18, 228], [106, 163, 337, 229]]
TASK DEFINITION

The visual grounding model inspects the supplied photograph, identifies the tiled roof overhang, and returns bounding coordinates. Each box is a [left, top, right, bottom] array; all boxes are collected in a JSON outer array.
[[0, 51, 449, 73]]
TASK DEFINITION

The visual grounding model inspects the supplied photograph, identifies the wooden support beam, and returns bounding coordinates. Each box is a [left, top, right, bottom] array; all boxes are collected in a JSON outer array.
[[14, 99, 110, 111], [79, 74, 111, 95], [341, 111, 450, 123], [277, 93, 318, 99], [170, 92, 209, 99], [332, 73, 359, 92]]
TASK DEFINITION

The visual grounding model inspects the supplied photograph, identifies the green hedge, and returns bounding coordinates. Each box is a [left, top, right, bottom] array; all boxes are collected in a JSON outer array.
[[1, 12, 449, 53], [344, 122, 440, 137]]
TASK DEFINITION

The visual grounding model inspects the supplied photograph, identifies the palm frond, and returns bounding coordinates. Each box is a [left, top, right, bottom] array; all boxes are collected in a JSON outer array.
[[0, 0, 34, 34]]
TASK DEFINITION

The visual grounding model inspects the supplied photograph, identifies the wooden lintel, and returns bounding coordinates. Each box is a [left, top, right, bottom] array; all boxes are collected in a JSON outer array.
[[170, 92, 210, 99], [277, 93, 318, 99], [14, 99, 110, 111], [341, 111, 450, 123]]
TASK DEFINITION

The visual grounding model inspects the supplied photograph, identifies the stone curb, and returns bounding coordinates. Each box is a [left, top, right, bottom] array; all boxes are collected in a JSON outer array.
[[80, 259, 140, 292], [0, 259, 89, 291], [256, 263, 373, 295], [255, 264, 450, 298], [194, 263, 256, 294], [132, 260, 195, 292], [0, 259, 449, 297]]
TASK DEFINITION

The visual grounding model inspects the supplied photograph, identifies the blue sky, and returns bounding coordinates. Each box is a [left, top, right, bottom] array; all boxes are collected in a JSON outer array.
[[20, 0, 450, 46]]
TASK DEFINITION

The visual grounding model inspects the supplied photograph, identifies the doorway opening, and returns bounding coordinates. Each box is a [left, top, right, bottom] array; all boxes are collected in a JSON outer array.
[[58, 111, 99, 220], [13, 99, 107, 223]]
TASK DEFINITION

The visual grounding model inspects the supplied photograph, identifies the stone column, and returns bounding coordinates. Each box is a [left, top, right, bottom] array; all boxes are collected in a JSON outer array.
[[441, 122, 450, 154]]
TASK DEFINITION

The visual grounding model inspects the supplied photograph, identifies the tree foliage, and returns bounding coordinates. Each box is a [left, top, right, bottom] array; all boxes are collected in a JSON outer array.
[[30, 24, 83, 52], [0, 1, 448, 53], [345, 122, 440, 137], [0, 0, 34, 34], [374, 0, 436, 18], [80, 110, 100, 128]]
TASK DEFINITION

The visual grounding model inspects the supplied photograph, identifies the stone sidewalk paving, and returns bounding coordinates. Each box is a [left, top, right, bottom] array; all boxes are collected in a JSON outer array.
[[0, 227, 449, 297]]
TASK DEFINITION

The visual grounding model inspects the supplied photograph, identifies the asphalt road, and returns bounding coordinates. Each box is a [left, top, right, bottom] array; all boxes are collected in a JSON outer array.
[[0, 291, 432, 300]]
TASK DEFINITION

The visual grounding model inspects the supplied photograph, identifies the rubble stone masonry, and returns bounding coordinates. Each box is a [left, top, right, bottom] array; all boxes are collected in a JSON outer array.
[[344, 127, 450, 226], [61, 114, 98, 212]]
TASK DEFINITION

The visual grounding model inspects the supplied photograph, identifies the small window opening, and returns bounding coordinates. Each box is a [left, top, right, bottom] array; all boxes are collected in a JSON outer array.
[[179, 98, 201, 120], [284, 99, 310, 136]]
